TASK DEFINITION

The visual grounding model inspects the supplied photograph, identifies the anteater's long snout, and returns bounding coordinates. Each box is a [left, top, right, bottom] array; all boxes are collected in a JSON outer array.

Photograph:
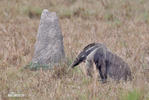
[[67, 58, 81, 72], [70, 58, 82, 68]]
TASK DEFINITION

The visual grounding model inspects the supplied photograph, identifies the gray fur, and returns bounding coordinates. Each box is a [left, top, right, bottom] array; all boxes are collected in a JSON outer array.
[[71, 43, 132, 82]]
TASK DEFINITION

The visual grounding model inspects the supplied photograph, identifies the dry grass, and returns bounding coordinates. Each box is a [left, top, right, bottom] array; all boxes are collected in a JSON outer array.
[[0, 0, 149, 100]]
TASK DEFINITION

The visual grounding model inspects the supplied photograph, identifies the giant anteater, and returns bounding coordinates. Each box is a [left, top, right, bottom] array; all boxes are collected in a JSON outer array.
[[70, 43, 132, 83]]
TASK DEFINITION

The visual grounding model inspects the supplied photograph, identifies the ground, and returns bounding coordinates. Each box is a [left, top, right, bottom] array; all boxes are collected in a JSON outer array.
[[0, 0, 149, 100]]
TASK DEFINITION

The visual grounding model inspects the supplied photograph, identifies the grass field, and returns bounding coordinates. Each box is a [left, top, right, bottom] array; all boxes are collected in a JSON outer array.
[[0, 0, 149, 100]]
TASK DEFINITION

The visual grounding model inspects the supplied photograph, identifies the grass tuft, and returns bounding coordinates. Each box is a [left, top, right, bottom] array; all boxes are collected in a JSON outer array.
[[0, 0, 149, 99], [121, 89, 142, 100]]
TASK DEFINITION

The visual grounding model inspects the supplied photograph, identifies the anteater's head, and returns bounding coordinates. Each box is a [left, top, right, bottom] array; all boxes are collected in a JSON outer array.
[[71, 51, 86, 68], [70, 42, 104, 68]]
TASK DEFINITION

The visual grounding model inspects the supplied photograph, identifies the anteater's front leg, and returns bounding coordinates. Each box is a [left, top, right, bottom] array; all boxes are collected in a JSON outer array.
[[85, 59, 94, 77], [96, 58, 107, 83]]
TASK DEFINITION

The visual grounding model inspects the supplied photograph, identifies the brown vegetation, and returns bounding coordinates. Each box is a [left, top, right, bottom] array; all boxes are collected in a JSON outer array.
[[0, 0, 149, 100]]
